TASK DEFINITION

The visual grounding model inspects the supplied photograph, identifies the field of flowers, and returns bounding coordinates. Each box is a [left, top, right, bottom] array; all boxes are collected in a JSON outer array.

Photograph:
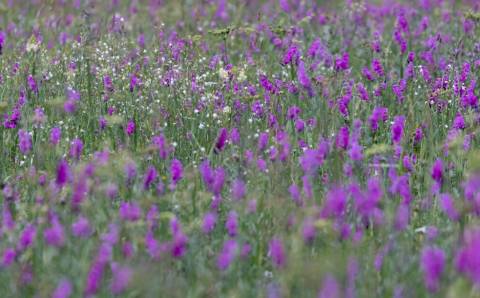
[[1, 0, 480, 297]]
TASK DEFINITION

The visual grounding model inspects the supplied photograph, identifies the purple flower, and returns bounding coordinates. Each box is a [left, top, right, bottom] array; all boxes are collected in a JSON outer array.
[[0, 30, 5, 51], [84, 261, 104, 295], [56, 159, 70, 187], [362, 67, 374, 81], [202, 212, 217, 234], [318, 274, 340, 298], [369, 107, 388, 132], [99, 224, 120, 247], [98, 116, 107, 129], [97, 239, 115, 260], [299, 148, 324, 175], [105, 183, 118, 199], [123, 242, 134, 258], [259, 75, 275, 95], [52, 279, 72, 298], [71, 175, 88, 207], [199, 160, 214, 186], [67, 89, 80, 101], [225, 211, 238, 237], [231, 178, 246, 201], [392, 79, 407, 102], [357, 83, 369, 101], [215, 128, 229, 153], [321, 187, 347, 219], [463, 175, 480, 202], [439, 193, 459, 221], [2, 204, 15, 231], [335, 52, 350, 71], [391, 115, 405, 144], [125, 120, 135, 136], [3, 107, 21, 129], [143, 165, 157, 189], [69, 138, 83, 160], [214, 0, 228, 21], [44, 217, 65, 247], [431, 159, 443, 185], [103, 75, 114, 92], [307, 38, 323, 58], [119, 201, 141, 221], [297, 60, 312, 95], [27, 75, 38, 94], [64, 89, 80, 113], [393, 30, 407, 54], [144, 231, 161, 259], [230, 128, 240, 144], [414, 127, 424, 144], [421, 246, 445, 292], [353, 178, 383, 219], [146, 205, 159, 230], [129, 73, 140, 92], [18, 224, 36, 251], [282, 45, 299, 65], [335, 126, 349, 150], [170, 225, 188, 258], [50, 127, 62, 145], [371, 59, 384, 77], [241, 243, 251, 259], [152, 133, 169, 159], [110, 263, 132, 294], [295, 119, 305, 132], [302, 218, 316, 244], [2, 248, 16, 267], [348, 142, 363, 161], [64, 99, 77, 113], [72, 216, 92, 238], [287, 106, 301, 120], [453, 113, 465, 130], [217, 239, 238, 270], [455, 228, 480, 285], [18, 129, 32, 154], [303, 175, 313, 200], [268, 237, 286, 268], [124, 161, 137, 183], [289, 183, 302, 206], [257, 132, 269, 152], [199, 161, 225, 195], [33, 107, 45, 126], [394, 204, 409, 231], [170, 159, 183, 185]]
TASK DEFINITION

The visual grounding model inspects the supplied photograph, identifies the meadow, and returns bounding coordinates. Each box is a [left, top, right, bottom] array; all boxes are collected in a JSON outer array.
[[0, 0, 480, 297]]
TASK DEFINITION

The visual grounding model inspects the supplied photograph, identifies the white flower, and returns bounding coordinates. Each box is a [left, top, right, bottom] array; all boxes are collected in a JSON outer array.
[[26, 36, 40, 53], [238, 69, 247, 82], [218, 68, 229, 80]]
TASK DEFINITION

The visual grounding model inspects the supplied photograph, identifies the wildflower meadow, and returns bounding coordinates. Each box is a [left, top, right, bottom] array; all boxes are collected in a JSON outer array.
[[1, 0, 480, 297]]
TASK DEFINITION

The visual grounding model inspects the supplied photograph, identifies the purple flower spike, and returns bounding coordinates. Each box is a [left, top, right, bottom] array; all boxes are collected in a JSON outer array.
[[421, 246, 445, 292], [52, 279, 72, 298], [268, 237, 286, 268], [225, 211, 238, 237]]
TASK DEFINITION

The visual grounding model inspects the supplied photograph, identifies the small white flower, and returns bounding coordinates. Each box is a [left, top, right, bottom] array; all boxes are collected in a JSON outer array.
[[238, 69, 247, 82], [218, 68, 229, 80]]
